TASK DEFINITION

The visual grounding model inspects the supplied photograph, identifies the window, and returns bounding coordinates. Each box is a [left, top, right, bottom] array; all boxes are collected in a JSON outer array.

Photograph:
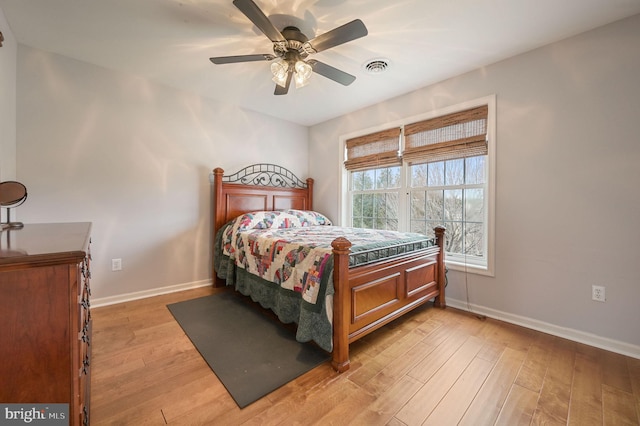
[[350, 166, 401, 230], [408, 156, 487, 267], [345, 127, 403, 231], [342, 97, 495, 275]]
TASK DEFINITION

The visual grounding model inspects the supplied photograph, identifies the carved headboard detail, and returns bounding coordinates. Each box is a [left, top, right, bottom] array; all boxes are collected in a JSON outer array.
[[212, 164, 314, 238]]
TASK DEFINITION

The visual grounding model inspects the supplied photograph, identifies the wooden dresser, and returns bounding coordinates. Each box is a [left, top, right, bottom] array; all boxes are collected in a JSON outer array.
[[0, 222, 92, 425]]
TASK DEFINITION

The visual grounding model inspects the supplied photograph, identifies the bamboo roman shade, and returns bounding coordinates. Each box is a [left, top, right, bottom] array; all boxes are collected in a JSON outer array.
[[344, 127, 402, 171], [403, 105, 488, 164]]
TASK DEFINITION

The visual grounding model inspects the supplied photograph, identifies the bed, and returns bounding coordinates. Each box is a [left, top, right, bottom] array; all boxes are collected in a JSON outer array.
[[212, 164, 446, 372]]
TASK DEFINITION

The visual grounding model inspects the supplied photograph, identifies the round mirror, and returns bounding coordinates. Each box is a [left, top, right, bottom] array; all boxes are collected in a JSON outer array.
[[0, 181, 27, 230], [0, 181, 27, 206]]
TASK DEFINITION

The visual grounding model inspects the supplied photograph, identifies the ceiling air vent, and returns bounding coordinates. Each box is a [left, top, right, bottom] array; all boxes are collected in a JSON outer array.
[[363, 58, 389, 74]]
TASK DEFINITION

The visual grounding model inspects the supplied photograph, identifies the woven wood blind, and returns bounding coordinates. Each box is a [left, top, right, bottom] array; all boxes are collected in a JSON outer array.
[[344, 127, 402, 171], [403, 105, 488, 164]]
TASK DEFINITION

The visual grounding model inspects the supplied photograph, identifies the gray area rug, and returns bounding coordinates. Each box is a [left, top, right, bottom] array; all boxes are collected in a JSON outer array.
[[167, 291, 330, 408]]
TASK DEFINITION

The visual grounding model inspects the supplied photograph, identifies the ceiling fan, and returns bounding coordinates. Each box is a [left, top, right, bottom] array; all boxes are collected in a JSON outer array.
[[209, 0, 368, 95]]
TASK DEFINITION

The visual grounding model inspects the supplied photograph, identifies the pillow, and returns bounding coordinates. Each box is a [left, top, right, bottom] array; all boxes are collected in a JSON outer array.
[[283, 209, 332, 227], [231, 210, 332, 232]]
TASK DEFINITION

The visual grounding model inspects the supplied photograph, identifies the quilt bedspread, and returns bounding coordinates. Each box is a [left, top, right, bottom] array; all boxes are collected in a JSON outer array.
[[224, 225, 434, 307], [214, 210, 436, 352]]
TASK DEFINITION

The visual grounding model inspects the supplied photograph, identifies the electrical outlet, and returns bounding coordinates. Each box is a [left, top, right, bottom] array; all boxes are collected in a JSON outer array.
[[111, 258, 122, 271], [592, 285, 605, 302]]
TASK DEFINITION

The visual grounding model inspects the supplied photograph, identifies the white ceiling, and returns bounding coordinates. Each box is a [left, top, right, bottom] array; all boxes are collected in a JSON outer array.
[[1, 0, 639, 126]]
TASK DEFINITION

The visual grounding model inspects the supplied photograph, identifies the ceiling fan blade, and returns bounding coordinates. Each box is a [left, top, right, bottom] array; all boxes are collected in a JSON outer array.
[[209, 54, 276, 64], [274, 70, 293, 95], [304, 19, 368, 54], [308, 60, 356, 86], [233, 0, 286, 43]]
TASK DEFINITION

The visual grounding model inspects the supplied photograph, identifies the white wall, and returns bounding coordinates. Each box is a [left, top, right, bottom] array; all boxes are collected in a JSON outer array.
[[15, 45, 308, 301], [0, 7, 16, 185], [309, 14, 640, 354]]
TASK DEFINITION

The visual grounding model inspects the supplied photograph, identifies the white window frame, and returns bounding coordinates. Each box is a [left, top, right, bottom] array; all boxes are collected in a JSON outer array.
[[339, 95, 496, 276]]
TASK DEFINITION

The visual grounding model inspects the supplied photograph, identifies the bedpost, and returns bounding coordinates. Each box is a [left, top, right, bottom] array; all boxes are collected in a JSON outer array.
[[212, 168, 225, 288], [434, 226, 446, 308], [331, 236, 352, 372], [213, 168, 224, 232], [306, 177, 314, 210]]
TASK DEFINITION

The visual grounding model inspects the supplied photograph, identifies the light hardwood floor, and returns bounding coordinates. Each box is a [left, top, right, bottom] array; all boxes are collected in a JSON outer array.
[[91, 286, 640, 425]]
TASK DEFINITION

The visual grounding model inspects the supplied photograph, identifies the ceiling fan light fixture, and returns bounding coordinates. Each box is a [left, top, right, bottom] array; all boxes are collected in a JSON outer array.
[[294, 60, 312, 88], [271, 59, 289, 87]]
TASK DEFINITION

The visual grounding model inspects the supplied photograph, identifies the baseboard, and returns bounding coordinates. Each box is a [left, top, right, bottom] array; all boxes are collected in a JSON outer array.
[[92, 287, 639, 359], [92, 279, 212, 308], [447, 298, 640, 360]]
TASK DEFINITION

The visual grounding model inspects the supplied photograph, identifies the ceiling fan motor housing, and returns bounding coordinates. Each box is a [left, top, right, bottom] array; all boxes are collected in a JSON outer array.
[[275, 26, 311, 58]]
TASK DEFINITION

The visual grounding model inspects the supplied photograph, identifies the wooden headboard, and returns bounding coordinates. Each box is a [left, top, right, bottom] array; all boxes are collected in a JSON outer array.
[[212, 164, 314, 287], [212, 164, 314, 240]]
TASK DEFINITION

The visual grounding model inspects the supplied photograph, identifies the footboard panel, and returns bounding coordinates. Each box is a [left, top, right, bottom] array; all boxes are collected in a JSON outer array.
[[347, 249, 441, 341], [331, 226, 445, 372]]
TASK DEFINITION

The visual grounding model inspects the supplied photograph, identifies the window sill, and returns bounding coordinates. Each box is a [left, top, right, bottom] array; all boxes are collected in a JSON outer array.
[[445, 259, 494, 277]]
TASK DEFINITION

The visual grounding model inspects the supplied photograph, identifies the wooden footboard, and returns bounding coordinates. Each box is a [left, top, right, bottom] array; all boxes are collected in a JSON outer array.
[[331, 226, 446, 372]]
